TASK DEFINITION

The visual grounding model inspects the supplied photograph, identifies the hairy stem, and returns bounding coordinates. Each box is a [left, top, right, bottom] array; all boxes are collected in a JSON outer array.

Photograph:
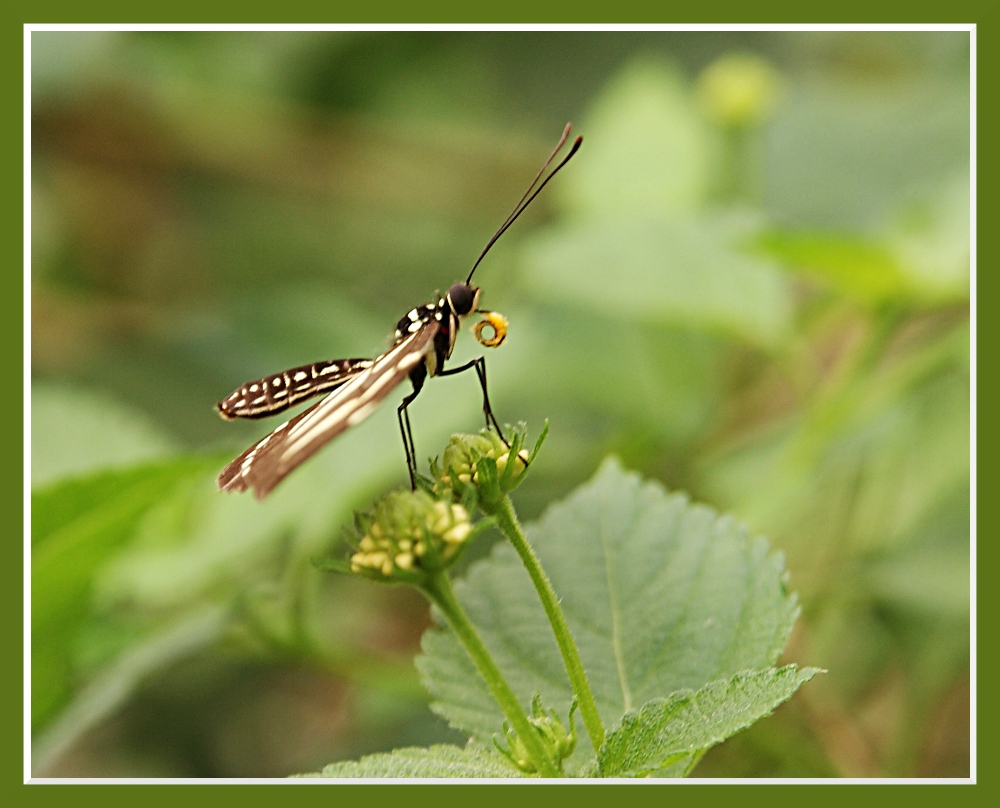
[[424, 570, 560, 777], [492, 494, 606, 753]]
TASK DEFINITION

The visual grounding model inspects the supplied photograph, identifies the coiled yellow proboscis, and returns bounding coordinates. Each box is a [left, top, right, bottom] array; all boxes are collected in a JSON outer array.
[[472, 311, 508, 348]]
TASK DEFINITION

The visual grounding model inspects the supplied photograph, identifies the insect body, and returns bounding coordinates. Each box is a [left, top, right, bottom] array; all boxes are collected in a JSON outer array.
[[216, 125, 582, 499]]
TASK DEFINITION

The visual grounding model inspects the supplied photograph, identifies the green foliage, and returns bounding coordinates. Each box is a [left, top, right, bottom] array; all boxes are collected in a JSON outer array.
[[495, 693, 579, 774], [524, 215, 792, 346], [30, 29, 969, 777], [754, 230, 910, 305], [763, 76, 969, 229], [596, 666, 819, 777], [32, 383, 180, 487], [416, 460, 804, 775], [31, 456, 225, 731], [300, 455, 813, 777], [301, 744, 521, 778], [557, 58, 717, 217]]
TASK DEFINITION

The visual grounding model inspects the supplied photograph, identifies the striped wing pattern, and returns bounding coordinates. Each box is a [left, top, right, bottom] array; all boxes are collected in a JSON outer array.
[[217, 321, 439, 499], [216, 358, 375, 420]]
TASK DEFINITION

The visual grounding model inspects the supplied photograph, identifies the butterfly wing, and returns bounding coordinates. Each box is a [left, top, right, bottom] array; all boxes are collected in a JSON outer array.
[[216, 359, 376, 420], [217, 322, 439, 499]]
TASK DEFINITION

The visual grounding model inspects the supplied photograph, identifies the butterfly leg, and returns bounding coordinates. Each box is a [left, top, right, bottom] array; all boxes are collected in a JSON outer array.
[[438, 356, 510, 449], [397, 366, 427, 489], [397, 396, 417, 489]]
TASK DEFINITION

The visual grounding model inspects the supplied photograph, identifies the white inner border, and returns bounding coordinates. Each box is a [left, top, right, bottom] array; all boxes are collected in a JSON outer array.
[[24, 21, 977, 786]]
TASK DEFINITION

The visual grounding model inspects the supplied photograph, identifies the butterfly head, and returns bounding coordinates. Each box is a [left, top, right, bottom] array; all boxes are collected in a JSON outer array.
[[447, 282, 480, 318]]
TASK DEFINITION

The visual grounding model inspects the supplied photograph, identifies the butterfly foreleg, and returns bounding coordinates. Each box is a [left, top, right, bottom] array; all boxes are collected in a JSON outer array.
[[438, 356, 509, 449], [397, 364, 428, 490]]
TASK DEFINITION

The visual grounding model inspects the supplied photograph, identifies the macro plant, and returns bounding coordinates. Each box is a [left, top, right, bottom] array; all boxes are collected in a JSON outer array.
[[307, 425, 818, 778], [30, 31, 970, 779]]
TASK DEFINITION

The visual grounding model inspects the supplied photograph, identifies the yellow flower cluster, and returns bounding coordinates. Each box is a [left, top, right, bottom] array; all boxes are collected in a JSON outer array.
[[350, 493, 473, 579]]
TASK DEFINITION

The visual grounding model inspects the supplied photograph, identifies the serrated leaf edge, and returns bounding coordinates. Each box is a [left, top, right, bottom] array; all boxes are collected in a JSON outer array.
[[595, 665, 821, 777]]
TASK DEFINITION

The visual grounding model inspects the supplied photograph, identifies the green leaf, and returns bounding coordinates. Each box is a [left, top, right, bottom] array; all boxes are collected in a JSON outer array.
[[883, 171, 970, 299], [522, 215, 792, 347], [596, 666, 820, 777], [33, 606, 229, 773], [754, 170, 970, 306], [31, 455, 224, 730], [753, 229, 911, 305], [300, 744, 523, 779], [418, 459, 800, 772], [556, 58, 716, 217], [32, 382, 179, 487], [491, 305, 723, 447], [701, 332, 969, 575], [866, 544, 970, 619], [763, 76, 969, 229]]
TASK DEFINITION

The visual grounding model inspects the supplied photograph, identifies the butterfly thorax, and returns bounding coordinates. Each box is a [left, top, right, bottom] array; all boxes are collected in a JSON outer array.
[[394, 297, 448, 343], [393, 283, 481, 378]]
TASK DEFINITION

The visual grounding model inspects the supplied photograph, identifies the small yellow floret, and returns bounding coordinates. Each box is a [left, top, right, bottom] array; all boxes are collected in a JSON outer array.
[[443, 523, 472, 544]]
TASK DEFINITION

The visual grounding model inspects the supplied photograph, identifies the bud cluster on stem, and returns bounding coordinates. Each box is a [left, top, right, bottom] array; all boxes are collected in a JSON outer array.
[[346, 490, 487, 585], [431, 423, 544, 511], [496, 694, 578, 775], [318, 422, 604, 776]]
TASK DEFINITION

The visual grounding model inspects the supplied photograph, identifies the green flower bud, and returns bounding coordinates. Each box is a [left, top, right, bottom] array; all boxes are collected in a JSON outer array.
[[495, 695, 578, 775], [432, 423, 547, 509], [347, 489, 483, 583], [498, 723, 536, 773], [696, 52, 783, 128], [529, 694, 577, 764]]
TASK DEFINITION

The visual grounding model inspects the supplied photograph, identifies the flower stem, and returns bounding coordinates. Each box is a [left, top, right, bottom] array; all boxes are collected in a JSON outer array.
[[424, 570, 560, 777], [492, 494, 606, 753]]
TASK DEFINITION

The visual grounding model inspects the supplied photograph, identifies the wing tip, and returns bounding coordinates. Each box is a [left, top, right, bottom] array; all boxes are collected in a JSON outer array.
[[217, 462, 248, 494], [217, 462, 279, 500]]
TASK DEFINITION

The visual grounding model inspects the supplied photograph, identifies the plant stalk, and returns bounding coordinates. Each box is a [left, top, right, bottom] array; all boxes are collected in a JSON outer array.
[[424, 570, 560, 777], [492, 494, 606, 753]]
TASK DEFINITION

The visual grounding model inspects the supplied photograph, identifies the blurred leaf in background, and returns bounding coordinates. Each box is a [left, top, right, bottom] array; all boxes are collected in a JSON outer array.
[[30, 29, 970, 778]]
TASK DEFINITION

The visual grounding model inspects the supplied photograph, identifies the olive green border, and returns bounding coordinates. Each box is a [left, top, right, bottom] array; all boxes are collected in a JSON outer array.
[[10, 1, 989, 804]]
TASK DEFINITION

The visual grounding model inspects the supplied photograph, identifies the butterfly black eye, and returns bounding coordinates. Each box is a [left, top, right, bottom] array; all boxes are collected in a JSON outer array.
[[447, 283, 477, 316]]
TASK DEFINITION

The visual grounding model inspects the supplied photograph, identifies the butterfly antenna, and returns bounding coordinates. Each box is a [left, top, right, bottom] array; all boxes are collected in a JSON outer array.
[[485, 124, 571, 244], [467, 124, 582, 284]]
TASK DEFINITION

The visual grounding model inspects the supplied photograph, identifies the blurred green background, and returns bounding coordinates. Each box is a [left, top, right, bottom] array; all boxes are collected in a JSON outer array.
[[30, 30, 971, 778]]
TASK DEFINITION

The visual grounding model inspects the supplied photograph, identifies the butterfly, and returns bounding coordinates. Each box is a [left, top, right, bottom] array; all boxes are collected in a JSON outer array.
[[216, 124, 581, 499]]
